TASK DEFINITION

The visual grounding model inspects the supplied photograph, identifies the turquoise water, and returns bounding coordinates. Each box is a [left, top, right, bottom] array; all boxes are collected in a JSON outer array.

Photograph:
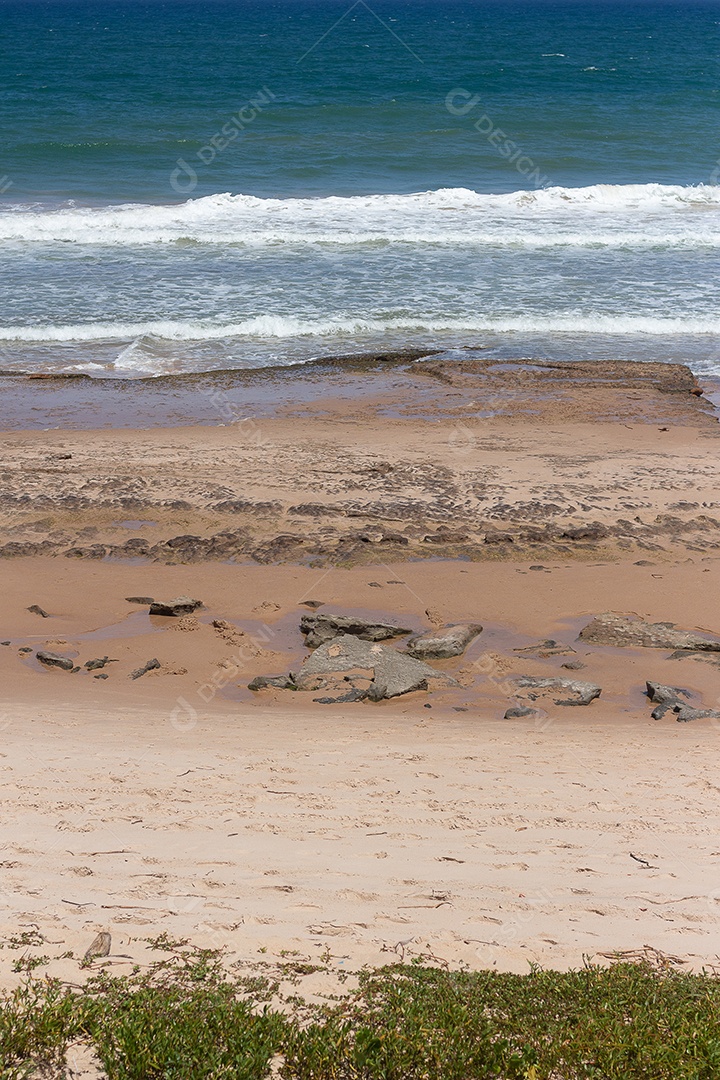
[[1, 0, 719, 375]]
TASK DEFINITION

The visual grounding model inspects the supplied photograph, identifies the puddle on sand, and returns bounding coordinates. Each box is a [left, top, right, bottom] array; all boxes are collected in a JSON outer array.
[[75, 609, 166, 641]]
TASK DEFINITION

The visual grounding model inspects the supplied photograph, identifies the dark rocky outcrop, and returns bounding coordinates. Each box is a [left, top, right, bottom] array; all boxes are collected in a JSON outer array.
[[149, 596, 203, 617]]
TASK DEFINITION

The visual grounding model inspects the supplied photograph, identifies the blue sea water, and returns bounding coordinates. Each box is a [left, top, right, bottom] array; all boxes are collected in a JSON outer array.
[[0, 0, 719, 376]]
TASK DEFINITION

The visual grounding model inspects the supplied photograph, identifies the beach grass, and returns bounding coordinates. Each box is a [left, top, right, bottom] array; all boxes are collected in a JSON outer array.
[[2, 941, 720, 1078]]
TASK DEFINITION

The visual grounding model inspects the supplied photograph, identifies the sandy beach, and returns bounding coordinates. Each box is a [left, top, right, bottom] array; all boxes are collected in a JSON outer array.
[[1, 357, 720, 993]]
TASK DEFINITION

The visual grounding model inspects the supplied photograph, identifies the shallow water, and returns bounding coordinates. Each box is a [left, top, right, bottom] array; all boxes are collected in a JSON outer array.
[[0, 1, 719, 378]]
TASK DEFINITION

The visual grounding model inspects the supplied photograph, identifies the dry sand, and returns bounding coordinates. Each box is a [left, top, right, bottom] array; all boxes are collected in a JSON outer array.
[[1, 358, 720, 990]]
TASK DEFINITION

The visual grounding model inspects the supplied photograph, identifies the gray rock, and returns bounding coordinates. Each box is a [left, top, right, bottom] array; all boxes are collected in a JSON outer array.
[[504, 706, 536, 719], [149, 596, 203, 617], [674, 704, 720, 723], [561, 660, 586, 670], [313, 688, 368, 704], [248, 674, 297, 691], [646, 680, 692, 718], [126, 595, 155, 605], [579, 613, 720, 651], [36, 650, 74, 672], [406, 623, 483, 660], [85, 656, 113, 671], [513, 675, 602, 706], [300, 613, 411, 649], [130, 658, 160, 680], [297, 634, 455, 700], [27, 604, 50, 618]]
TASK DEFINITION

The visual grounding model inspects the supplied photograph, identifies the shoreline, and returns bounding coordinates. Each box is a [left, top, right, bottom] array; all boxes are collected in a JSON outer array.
[[0, 358, 717, 565], [0, 351, 718, 430]]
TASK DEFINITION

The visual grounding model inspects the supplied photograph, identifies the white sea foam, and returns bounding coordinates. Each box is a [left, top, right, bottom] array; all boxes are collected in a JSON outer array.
[[0, 184, 718, 248], [2, 312, 719, 346]]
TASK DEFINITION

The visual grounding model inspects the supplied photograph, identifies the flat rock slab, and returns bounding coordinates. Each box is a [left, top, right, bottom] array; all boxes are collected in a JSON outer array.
[[296, 634, 455, 699], [514, 675, 601, 706], [36, 650, 74, 671], [406, 623, 483, 660], [300, 613, 412, 649], [580, 613, 720, 651], [149, 596, 203, 617]]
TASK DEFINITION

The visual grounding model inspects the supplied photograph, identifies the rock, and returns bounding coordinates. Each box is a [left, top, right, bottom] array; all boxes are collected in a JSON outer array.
[[560, 522, 608, 541], [313, 688, 368, 704], [129, 658, 161, 680], [674, 704, 720, 723], [252, 534, 306, 564], [64, 544, 107, 559], [299, 600, 325, 610], [300, 613, 412, 648], [406, 623, 483, 660], [19, 647, 32, 653], [85, 656, 114, 671], [94, 673, 109, 680], [643, 681, 716, 722], [126, 595, 155, 605], [561, 660, 586, 670], [513, 676, 601, 706], [248, 674, 297, 691], [423, 529, 471, 544], [36, 650, 74, 671], [297, 634, 455, 700], [84, 931, 111, 961], [27, 604, 50, 618], [354, 528, 408, 545], [149, 596, 203, 617], [646, 680, 692, 704], [579, 613, 720, 651], [504, 706, 536, 718], [484, 531, 514, 544]]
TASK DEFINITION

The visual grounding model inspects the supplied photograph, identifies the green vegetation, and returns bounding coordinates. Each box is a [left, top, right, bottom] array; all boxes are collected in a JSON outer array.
[[1, 942, 720, 1079]]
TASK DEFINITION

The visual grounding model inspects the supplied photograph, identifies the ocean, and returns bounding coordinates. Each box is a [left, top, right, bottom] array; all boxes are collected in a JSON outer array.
[[1, 0, 719, 378]]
